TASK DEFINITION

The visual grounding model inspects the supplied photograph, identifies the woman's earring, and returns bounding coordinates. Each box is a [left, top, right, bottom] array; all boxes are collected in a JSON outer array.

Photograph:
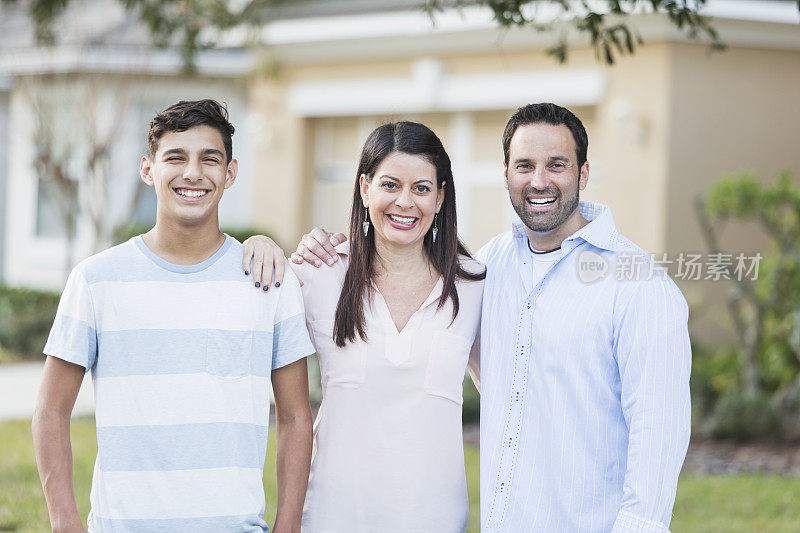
[[363, 206, 370, 237], [432, 213, 438, 243]]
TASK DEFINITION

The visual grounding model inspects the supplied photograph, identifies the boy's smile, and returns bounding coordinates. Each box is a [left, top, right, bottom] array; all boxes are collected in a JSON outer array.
[[174, 187, 210, 200]]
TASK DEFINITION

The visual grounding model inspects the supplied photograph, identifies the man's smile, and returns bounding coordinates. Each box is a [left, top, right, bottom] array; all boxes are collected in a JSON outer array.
[[526, 196, 557, 210]]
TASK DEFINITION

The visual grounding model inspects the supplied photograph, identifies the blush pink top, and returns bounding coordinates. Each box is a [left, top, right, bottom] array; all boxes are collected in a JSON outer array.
[[293, 243, 483, 533]]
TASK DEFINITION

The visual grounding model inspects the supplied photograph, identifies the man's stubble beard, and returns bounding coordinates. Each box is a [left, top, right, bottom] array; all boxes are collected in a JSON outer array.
[[510, 182, 580, 234]]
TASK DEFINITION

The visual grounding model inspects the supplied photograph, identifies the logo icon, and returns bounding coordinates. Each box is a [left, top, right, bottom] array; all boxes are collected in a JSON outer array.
[[577, 250, 609, 283]]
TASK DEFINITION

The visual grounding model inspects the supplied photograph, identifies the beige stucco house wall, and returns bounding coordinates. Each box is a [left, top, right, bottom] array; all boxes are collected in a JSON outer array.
[[1, 0, 798, 349], [245, 5, 800, 346], [665, 43, 800, 339]]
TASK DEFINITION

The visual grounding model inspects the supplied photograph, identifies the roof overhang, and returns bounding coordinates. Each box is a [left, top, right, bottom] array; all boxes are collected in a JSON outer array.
[[0, 45, 254, 78], [1, 0, 797, 76], [253, 0, 800, 65], [288, 59, 606, 116]]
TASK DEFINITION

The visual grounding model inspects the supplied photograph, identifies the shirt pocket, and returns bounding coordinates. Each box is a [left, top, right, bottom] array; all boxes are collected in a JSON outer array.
[[424, 330, 472, 404], [312, 319, 366, 389], [205, 329, 254, 379]]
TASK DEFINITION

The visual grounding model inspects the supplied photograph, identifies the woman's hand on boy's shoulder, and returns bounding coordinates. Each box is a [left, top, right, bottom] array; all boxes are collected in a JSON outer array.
[[242, 235, 286, 292], [290, 228, 347, 268]]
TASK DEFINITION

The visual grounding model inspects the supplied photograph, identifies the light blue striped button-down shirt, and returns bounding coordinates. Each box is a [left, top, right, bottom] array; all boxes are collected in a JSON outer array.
[[476, 202, 691, 533]]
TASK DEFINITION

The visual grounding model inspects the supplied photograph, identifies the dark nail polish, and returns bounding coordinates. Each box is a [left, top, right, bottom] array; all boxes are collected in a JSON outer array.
[[255, 282, 260, 288], [244, 270, 249, 276], [274, 282, 281, 288], [263, 285, 269, 292]]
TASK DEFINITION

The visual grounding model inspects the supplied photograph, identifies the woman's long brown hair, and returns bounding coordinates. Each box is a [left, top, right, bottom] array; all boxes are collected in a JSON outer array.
[[333, 121, 485, 347]]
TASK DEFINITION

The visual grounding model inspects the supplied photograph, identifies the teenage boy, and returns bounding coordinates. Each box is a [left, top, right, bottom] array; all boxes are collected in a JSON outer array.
[[32, 99, 314, 533]]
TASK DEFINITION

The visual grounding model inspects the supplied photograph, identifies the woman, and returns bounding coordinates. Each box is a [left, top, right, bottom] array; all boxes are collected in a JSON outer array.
[[248, 121, 484, 532]]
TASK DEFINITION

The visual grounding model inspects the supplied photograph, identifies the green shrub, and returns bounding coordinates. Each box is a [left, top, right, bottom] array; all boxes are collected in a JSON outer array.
[[111, 222, 151, 244], [708, 390, 781, 442], [462, 375, 480, 424], [690, 345, 742, 417], [112, 223, 276, 246], [695, 172, 800, 441], [223, 228, 278, 247], [0, 344, 16, 365], [0, 285, 60, 360], [773, 375, 800, 441]]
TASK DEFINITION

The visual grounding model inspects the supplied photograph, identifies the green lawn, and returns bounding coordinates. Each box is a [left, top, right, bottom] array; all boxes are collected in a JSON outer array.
[[671, 474, 800, 532], [1, 418, 798, 532]]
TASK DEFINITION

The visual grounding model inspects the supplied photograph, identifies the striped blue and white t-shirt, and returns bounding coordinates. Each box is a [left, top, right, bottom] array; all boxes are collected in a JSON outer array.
[[44, 235, 315, 533]]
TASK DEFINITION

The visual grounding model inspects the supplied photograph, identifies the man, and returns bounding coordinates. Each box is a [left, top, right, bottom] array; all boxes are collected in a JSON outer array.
[[286, 103, 691, 532], [32, 99, 314, 532], [475, 103, 690, 532]]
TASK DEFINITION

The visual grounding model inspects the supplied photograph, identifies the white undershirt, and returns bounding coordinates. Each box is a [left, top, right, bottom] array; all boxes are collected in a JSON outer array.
[[530, 245, 563, 287]]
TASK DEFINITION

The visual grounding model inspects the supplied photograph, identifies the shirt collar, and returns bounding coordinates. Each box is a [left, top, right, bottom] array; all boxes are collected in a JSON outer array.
[[511, 201, 622, 253]]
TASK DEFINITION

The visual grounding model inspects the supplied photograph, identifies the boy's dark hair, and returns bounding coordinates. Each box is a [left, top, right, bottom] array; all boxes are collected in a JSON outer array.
[[502, 103, 588, 168], [147, 99, 235, 162]]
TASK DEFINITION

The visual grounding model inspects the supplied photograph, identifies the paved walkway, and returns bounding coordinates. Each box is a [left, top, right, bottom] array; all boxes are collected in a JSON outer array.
[[0, 361, 94, 421]]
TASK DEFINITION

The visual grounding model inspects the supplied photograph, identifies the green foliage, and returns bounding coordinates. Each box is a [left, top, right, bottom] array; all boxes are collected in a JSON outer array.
[[425, 0, 729, 65], [690, 345, 740, 415], [112, 223, 277, 247], [696, 171, 800, 440], [7, 0, 761, 70], [0, 285, 60, 360], [464, 437, 480, 532], [707, 172, 800, 249], [704, 173, 763, 218], [224, 227, 278, 247], [708, 390, 781, 442], [762, 310, 800, 389], [0, 0, 220, 72], [8, 0, 284, 73], [462, 374, 480, 424], [0, 344, 16, 365], [22, 0, 71, 44], [110, 222, 148, 244], [117, 0, 260, 74], [703, 171, 800, 380]]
